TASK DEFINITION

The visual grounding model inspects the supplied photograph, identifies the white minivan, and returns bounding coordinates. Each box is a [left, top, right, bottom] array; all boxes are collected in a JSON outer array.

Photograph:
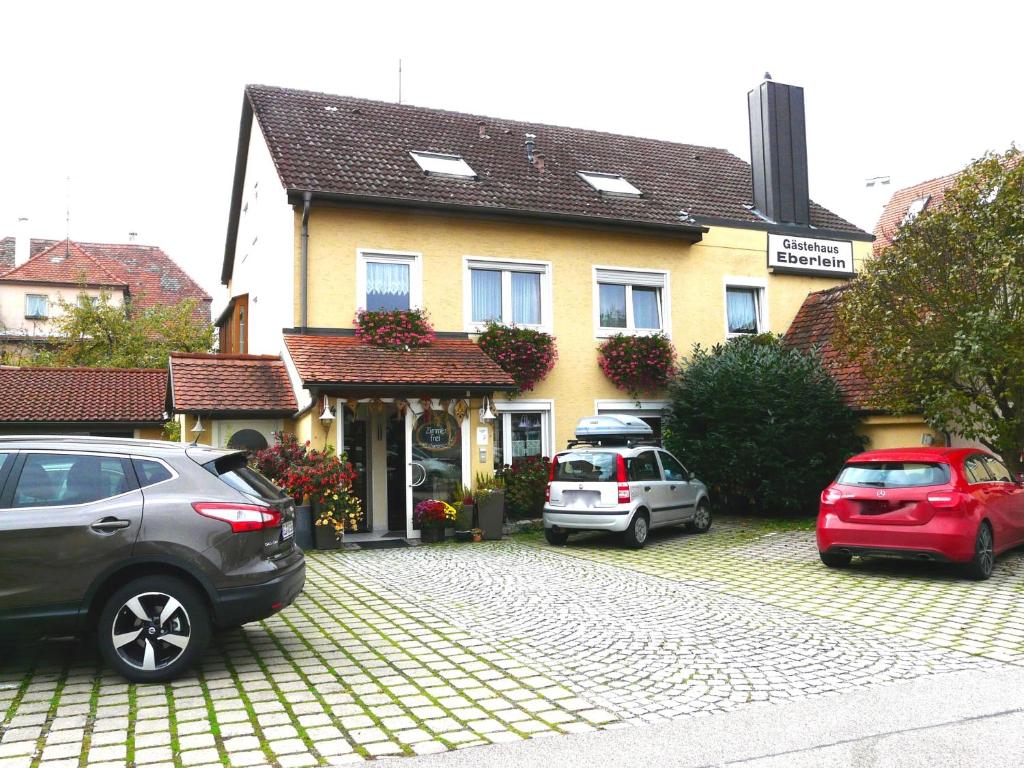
[[543, 416, 711, 548]]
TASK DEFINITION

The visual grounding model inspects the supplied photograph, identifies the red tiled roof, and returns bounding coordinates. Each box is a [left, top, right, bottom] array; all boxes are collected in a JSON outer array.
[[169, 353, 297, 415], [784, 285, 876, 412], [872, 173, 957, 255], [0, 240, 127, 287], [0, 238, 212, 326], [283, 333, 516, 390], [0, 367, 167, 423], [244, 84, 868, 233]]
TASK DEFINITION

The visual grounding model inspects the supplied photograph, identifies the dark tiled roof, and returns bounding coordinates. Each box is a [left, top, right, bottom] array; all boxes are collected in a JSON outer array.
[[283, 333, 516, 390], [169, 353, 297, 415], [245, 84, 868, 236], [0, 238, 212, 326], [0, 367, 167, 423], [872, 173, 957, 255], [0, 240, 127, 287], [784, 285, 876, 412]]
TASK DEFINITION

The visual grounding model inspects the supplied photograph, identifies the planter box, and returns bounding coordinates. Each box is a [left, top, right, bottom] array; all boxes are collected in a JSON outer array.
[[293, 504, 315, 551], [477, 490, 505, 541], [420, 524, 446, 544], [453, 529, 473, 543], [314, 525, 342, 550]]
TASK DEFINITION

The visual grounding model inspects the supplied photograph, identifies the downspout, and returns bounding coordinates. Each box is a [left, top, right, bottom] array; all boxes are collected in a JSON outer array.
[[300, 191, 312, 331]]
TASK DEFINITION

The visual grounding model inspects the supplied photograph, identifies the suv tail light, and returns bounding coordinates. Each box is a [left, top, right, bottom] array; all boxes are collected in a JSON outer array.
[[821, 488, 842, 506], [193, 502, 281, 532], [927, 491, 962, 509], [616, 455, 630, 503]]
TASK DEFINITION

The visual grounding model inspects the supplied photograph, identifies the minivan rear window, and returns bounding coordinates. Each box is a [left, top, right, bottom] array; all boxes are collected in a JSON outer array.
[[208, 453, 288, 501], [554, 452, 619, 482], [837, 462, 950, 488]]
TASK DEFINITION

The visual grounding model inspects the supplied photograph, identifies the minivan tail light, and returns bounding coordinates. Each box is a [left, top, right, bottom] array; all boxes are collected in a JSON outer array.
[[927, 492, 962, 509], [549, 457, 558, 482], [193, 502, 280, 532], [545, 482, 551, 502], [615, 455, 630, 503], [821, 488, 843, 506]]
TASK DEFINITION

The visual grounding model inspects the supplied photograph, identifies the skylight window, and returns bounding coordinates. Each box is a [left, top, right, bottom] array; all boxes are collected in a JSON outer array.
[[410, 151, 477, 179], [578, 171, 642, 197], [901, 195, 930, 226]]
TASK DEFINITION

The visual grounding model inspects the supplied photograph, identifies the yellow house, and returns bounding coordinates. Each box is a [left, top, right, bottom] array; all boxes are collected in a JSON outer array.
[[208, 80, 874, 539]]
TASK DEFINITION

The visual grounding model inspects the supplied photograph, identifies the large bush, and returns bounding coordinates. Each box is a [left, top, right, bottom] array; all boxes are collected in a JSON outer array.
[[664, 335, 864, 516]]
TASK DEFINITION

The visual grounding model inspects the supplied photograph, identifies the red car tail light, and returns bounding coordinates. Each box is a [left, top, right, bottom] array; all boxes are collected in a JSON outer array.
[[616, 455, 630, 503], [193, 502, 280, 532], [821, 488, 843, 506], [926, 492, 962, 509]]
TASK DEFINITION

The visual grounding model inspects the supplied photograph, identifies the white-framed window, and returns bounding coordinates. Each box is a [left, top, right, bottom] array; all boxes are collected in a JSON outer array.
[[25, 294, 48, 319], [410, 151, 477, 179], [901, 195, 930, 226], [464, 257, 551, 331], [595, 400, 668, 442], [493, 400, 554, 469], [723, 277, 768, 338], [356, 250, 423, 312], [578, 171, 641, 197], [593, 267, 668, 337]]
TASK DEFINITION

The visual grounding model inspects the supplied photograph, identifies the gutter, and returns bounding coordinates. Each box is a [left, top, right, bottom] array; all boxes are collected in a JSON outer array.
[[300, 192, 312, 331]]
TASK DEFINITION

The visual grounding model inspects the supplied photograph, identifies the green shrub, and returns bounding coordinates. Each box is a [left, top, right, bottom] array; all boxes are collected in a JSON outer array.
[[664, 335, 865, 516], [497, 455, 550, 520]]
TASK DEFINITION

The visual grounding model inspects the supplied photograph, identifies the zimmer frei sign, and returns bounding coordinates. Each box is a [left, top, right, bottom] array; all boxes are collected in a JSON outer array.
[[767, 234, 855, 277]]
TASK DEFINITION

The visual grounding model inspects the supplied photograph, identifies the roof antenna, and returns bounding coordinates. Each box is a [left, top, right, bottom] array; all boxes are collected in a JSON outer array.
[[398, 58, 402, 104], [764, 71, 772, 81], [65, 175, 71, 258]]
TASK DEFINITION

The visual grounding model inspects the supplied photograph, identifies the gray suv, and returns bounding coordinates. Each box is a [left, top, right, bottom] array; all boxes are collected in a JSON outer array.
[[0, 437, 305, 682]]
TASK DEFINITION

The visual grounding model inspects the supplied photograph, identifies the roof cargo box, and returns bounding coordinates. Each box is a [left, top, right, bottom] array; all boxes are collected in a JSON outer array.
[[573, 414, 653, 444]]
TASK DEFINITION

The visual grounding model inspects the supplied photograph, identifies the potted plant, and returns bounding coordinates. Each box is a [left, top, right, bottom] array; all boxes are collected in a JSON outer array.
[[413, 499, 456, 543], [252, 432, 315, 550], [355, 308, 434, 349], [597, 333, 676, 403], [452, 485, 475, 542], [476, 322, 558, 392], [474, 472, 505, 541], [314, 490, 363, 550], [471, 528, 483, 542]]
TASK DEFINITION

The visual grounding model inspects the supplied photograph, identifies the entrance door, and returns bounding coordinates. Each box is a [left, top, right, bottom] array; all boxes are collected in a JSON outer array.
[[342, 409, 369, 532], [385, 417, 407, 531], [408, 408, 463, 537]]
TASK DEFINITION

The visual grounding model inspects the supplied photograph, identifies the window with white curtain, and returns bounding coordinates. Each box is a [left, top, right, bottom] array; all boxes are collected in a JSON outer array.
[[465, 258, 549, 330], [493, 406, 551, 470], [594, 268, 667, 336], [25, 294, 49, 319], [726, 286, 763, 335], [357, 251, 422, 312]]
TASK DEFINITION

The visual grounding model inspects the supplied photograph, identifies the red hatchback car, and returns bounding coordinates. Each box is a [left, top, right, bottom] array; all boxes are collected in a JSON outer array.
[[817, 447, 1024, 580]]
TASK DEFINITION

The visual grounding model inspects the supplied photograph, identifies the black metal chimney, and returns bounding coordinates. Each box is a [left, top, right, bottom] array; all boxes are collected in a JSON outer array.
[[748, 79, 810, 225]]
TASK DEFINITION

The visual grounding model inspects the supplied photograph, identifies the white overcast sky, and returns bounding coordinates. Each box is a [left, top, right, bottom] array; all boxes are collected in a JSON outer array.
[[1, 1, 1021, 305]]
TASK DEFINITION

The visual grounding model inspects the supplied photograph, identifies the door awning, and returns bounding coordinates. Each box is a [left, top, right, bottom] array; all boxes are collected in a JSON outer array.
[[283, 332, 516, 395]]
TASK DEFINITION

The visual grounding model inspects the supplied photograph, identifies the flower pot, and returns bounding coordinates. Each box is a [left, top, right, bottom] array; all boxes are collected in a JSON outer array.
[[477, 490, 505, 541], [471, 530, 483, 542], [293, 505, 315, 551], [314, 525, 342, 550], [420, 524, 446, 543]]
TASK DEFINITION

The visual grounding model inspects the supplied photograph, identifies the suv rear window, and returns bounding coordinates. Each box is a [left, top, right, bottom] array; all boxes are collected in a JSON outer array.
[[207, 453, 287, 501], [837, 462, 950, 488], [554, 452, 619, 482]]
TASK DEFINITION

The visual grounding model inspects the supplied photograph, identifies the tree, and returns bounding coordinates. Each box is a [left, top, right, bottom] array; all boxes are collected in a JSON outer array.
[[27, 290, 214, 368], [836, 148, 1024, 472], [664, 335, 864, 515]]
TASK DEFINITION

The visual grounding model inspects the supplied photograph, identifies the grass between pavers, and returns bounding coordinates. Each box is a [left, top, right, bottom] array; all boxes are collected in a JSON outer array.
[[76, 662, 103, 768], [195, 669, 230, 767], [29, 655, 71, 768]]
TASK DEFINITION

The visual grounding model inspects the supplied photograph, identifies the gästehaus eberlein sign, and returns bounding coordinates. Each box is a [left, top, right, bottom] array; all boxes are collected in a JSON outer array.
[[767, 233, 855, 277]]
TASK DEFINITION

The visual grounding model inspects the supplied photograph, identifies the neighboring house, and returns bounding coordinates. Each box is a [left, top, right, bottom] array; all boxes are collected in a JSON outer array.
[[0, 236, 212, 360], [0, 367, 167, 438], [167, 352, 297, 449], [786, 171, 984, 450], [199, 79, 873, 538]]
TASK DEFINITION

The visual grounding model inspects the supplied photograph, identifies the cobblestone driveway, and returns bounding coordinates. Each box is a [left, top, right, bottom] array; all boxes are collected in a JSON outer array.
[[1, 521, 1019, 767]]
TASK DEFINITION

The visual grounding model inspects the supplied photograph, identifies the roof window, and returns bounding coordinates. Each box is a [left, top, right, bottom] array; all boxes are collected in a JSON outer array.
[[410, 151, 477, 179], [901, 195, 930, 226], [578, 171, 641, 197]]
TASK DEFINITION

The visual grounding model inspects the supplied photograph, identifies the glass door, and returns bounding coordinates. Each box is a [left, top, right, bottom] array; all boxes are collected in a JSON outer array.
[[408, 408, 463, 537]]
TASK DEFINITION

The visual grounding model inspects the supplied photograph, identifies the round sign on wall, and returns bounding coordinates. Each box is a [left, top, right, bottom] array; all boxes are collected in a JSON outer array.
[[414, 412, 460, 453]]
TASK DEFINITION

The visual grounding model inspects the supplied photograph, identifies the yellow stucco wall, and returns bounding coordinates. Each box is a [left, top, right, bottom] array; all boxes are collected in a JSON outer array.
[[857, 415, 941, 451], [297, 205, 873, 451], [135, 426, 166, 441]]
